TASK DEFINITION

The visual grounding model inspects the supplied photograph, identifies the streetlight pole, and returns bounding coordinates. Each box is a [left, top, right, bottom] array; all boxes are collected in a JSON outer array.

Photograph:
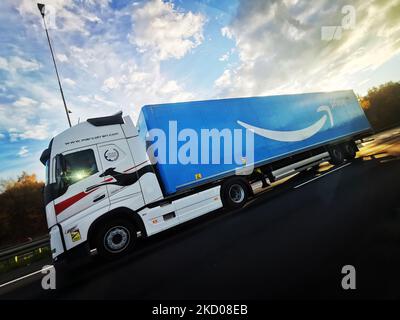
[[37, 3, 72, 128]]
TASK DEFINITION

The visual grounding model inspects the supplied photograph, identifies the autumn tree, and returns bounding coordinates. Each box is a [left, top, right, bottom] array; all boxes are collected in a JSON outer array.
[[361, 81, 400, 131], [0, 172, 47, 248]]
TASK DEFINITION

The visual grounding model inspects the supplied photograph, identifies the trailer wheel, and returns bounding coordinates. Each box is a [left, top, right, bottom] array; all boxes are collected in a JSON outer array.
[[342, 142, 357, 160], [328, 146, 345, 165], [94, 218, 136, 260], [221, 178, 249, 209]]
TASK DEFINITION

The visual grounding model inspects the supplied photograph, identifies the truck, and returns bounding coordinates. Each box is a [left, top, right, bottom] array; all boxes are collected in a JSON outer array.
[[40, 90, 372, 261]]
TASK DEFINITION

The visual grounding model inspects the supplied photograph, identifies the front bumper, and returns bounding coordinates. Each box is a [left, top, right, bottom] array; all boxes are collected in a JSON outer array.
[[53, 241, 91, 267], [49, 225, 65, 260]]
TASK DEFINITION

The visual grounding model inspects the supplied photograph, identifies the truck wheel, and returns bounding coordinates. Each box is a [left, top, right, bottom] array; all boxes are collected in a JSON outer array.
[[342, 142, 357, 160], [221, 178, 249, 209], [328, 146, 345, 165], [94, 219, 136, 260]]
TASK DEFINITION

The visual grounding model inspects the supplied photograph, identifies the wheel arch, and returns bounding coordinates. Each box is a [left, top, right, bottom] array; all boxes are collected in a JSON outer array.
[[87, 207, 147, 249]]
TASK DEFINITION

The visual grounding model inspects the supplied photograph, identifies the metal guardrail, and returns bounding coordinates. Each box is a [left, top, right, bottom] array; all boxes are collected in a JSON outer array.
[[0, 236, 50, 262]]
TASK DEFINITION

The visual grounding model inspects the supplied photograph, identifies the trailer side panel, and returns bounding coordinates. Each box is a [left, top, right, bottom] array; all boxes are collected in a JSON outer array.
[[138, 90, 371, 195]]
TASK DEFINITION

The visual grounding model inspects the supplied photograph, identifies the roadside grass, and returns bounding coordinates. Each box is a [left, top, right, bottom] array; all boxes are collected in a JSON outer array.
[[0, 246, 51, 274]]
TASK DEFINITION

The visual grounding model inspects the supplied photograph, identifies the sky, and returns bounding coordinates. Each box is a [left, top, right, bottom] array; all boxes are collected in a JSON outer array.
[[0, 0, 399, 181]]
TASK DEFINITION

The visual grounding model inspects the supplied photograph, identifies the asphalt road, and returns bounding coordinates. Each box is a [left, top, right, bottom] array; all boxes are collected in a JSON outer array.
[[1, 128, 400, 299]]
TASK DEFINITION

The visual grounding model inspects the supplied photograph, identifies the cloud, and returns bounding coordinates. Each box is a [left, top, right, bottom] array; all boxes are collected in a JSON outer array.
[[102, 76, 120, 92], [221, 26, 233, 39], [215, 69, 232, 88], [0, 68, 74, 141], [16, 0, 89, 35], [129, 0, 205, 60], [83, 12, 102, 24], [0, 56, 40, 73], [17, 123, 51, 140], [219, 52, 230, 62], [216, 0, 400, 97], [0, 133, 5, 140], [93, 94, 117, 108], [76, 93, 118, 109], [78, 95, 91, 103], [64, 34, 196, 116], [0, 57, 8, 70], [0, 97, 53, 141], [17, 146, 29, 157], [1, 0, 202, 135], [63, 78, 76, 86], [159, 80, 181, 94], [8, 122, 50, 141], [56, 54, 68, 62], [9, 56, 41, 72], [13, 96, 38, 107]]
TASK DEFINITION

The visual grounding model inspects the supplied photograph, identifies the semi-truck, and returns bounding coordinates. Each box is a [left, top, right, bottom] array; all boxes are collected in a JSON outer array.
[[40, 90, 372, 261]]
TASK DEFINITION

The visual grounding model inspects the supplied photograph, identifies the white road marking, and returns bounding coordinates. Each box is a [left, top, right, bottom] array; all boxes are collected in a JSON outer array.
[[0, 265, 54, 289], [294, 163, 352, 189]]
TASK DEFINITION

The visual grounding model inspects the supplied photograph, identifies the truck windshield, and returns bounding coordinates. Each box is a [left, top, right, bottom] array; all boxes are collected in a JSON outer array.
[[57, 149, 98, 187]]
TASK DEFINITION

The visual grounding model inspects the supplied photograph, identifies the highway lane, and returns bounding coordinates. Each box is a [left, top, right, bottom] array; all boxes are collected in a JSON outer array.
[[1, 128, 400, 299]]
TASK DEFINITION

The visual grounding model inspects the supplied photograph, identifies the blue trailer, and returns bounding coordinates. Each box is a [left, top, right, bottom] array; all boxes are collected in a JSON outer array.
[[41, 89, 372, 260], [138, 90, 371, 196]]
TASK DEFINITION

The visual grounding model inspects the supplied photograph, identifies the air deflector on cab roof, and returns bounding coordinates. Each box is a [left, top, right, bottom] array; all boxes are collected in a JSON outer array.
[[87, 111, 124, 126], [40, 138, 53, 165]]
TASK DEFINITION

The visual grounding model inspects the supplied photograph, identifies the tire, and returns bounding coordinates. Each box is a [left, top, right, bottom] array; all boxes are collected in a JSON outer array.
[[342, 142, 357, 160], [94, 218, 136, 260], [328, 146, 345, 165], [221, 178, 249, 209]]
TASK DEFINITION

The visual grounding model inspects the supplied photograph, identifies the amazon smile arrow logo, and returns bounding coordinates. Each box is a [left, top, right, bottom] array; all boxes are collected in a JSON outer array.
[[237, 105, 334, 142]]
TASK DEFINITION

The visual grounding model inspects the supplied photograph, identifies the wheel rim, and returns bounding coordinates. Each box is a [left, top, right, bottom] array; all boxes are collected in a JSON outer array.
[[228, 184, 245, 203], [103, 226, 131, 253]]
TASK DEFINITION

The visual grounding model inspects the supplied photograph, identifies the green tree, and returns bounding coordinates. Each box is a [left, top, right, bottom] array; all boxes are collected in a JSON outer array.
[[0, 173, 47, 248]]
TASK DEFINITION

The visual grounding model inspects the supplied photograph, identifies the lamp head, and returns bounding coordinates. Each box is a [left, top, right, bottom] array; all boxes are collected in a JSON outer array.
[[37, 3, 45, 17]]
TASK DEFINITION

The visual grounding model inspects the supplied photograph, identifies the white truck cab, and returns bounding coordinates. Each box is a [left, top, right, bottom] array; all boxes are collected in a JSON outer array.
[[40, 112, 223, 261]]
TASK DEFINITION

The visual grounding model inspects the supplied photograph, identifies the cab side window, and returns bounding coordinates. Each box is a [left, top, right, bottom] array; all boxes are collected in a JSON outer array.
[[62, 149, 98, 186]]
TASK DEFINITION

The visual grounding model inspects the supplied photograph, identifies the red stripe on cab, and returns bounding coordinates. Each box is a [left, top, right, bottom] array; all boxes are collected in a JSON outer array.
[[54, 188, 98, 215]]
